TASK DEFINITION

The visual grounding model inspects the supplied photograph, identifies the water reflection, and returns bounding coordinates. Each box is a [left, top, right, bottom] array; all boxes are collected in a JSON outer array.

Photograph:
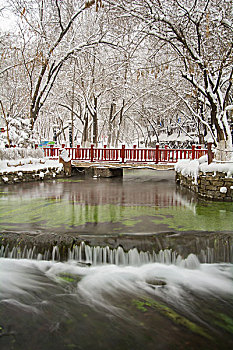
[[1, 170, 180, 206], [0, 169, 232, 234]]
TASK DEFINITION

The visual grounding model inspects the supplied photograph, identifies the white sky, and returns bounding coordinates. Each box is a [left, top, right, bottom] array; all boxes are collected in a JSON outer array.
[[0, 0, 17, 32]]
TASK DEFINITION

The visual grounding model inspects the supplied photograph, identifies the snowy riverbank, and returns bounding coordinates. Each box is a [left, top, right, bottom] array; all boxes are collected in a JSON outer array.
[[175, 156, 233, 201], [0, 156, 63, 185], [175, 156, 233, 183], [0, 157, 63, 175], [0, 147, 63, 182]]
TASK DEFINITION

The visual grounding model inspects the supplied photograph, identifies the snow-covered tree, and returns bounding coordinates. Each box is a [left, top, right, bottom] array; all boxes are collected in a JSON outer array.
[[1, 0, 232, 153], [104, 0, 233, 158], [1, 1, 105, 132]]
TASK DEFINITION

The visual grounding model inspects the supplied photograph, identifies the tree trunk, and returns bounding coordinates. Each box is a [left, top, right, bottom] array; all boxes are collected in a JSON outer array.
[[0, 100, 10, 147], [115, 99, 125, 148], [70, 64, 76, 148], [93, 96, 98, 146], [107, 102, 116, 147], [82, 110, 89, 147], [214, 110, 233, 161]]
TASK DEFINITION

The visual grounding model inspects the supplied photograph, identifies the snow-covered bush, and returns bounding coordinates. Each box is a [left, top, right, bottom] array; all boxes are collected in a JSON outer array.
[[0, 147, 44, 160], [7, 116, 32, 147]]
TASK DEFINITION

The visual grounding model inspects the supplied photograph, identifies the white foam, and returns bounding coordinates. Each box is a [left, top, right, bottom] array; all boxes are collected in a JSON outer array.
[[0, 258, 232, 312]]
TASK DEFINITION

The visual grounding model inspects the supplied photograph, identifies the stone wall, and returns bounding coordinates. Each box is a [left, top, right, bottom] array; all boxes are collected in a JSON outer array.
[[0, 163, 123, 185], [0, 166, 64, 185], [176, 171, 233, 201], [72, 165, 123, 178]]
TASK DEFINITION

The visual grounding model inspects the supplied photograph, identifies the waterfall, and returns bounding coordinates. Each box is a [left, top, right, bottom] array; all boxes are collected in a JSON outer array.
[[1, 239, 231, 265], [66, 243, 200, 268], [0, 241, 203, 268], [0, 244, 38, 260], [52, 246, 60, 261]]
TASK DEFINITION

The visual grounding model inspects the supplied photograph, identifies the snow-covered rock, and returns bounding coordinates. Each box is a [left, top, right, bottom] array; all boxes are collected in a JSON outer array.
[[59, 149, 71, 162], [220, 187, 227, 194]]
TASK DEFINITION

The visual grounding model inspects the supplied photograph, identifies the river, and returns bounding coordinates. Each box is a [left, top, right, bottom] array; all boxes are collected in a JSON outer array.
[[0, 169, 232, 349]]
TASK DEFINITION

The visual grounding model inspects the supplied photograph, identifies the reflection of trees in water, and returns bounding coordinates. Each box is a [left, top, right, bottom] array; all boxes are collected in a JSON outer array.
[[3, 170, 198, 211], [173, 191, 197, 214], [54, 183, 196, 209], [4, 179, 196, 209]]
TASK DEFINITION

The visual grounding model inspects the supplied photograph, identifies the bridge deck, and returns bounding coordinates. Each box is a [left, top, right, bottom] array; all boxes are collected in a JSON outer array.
[[72, 161, 174, 171]]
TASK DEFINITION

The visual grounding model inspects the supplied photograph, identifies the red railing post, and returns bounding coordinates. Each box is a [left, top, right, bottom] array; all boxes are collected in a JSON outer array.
[[133, 145, 136, 161], [144, 149, 146, 161], [50, 145, 54, 157], [207, 142, 213, 164], [155, 144, 159, 164], [104, 145, 107, 160], [192, 144, 195, 160], [121, 144, 125, 163], [76, 145, 80, 160], [90, 144, 94, 162]]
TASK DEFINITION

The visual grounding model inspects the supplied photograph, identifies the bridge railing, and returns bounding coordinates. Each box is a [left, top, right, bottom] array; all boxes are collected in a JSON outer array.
[[39, 144, 208, 163]]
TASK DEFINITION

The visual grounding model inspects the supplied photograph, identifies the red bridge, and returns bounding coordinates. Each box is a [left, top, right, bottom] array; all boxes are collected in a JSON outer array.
[[40, 144, 208, 164]]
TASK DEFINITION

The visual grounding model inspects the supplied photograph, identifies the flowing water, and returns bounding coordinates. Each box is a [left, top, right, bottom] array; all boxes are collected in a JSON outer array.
[[0, 169, 233, 350]]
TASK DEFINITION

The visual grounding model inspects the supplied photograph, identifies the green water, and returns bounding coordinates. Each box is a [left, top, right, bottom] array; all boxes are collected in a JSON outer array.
[[0, 169, 232, 234], [1, 199, 233, 233]]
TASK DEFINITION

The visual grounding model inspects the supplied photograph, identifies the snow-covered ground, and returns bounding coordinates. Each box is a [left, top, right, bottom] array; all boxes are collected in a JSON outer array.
[[0, 147, 63, 174], [0, 157, 63, 174]]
